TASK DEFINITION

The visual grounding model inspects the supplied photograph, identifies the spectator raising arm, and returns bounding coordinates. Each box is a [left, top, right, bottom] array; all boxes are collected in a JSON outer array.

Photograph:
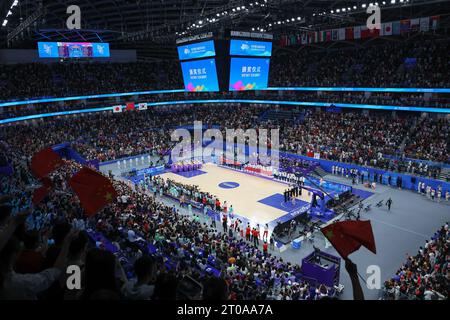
[[345, 259, 365, 301], [0, 207, 32, 252]]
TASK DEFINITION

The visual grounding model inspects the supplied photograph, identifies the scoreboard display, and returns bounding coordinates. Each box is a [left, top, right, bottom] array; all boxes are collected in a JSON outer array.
[[177, 33, 273, 92], [181, 58, 220, 92], [38, 42, 110, 58], [177, 38, 220, 92], [228, 38, 272, 91], [229, 58, 270, 91], [177, 40, 216, 61], [229, 39, 272, 57]]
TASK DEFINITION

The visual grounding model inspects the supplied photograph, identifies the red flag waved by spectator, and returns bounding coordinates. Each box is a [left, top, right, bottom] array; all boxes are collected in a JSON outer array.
[[32, 177, 54, 205], [321, 220, 376, 259], [68, 167, 118, 217], [30, 147, 64, 179]]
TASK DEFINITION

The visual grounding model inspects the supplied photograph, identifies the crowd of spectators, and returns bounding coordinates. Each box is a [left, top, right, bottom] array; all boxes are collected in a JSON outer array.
[[2, 90, 449, 121], [0, 134, 338, 300], [1, 104, 448, 177], [0, 37, 448, 106], [270, 38, 450, 88], [0, 61, 182, 102], [383, 223, 449, 300], [403, 117, 449, 163]]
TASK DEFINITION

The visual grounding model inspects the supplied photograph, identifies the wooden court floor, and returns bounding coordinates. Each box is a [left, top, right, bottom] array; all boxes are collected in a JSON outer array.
[[159, 163, 312, 225]]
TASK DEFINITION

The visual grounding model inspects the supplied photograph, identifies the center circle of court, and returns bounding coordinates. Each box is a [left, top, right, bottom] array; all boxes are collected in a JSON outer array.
[[218, 182, 240, 189]]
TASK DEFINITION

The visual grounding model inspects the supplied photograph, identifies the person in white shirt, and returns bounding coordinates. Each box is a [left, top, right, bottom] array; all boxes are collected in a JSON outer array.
[[263, 223, 269, 242]]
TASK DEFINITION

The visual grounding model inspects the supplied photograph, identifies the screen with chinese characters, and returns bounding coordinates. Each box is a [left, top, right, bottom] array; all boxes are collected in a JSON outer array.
[[229, 39, 272, 57], [181, 58, 220, 92], [177, 40, 216, 61], [229, 58, 270, 91], [38, 42, 110, 58]]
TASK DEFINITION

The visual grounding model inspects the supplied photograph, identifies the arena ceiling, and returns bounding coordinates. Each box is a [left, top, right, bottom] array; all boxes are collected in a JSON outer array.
[[0, 0, 449, 60]]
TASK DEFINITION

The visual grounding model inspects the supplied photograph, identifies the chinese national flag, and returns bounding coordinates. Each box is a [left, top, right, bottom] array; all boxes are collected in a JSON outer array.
[[68, 167, 117, 217], [32, 177, 53, 204], [345, 27, 354, 40], [126, 102, 135, 111], [321, 220, 376, 259], [30, 148, 65, 179]]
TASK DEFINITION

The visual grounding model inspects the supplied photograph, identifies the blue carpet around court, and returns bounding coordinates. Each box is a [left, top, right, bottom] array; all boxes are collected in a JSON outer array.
[[352, 188, 375, 200], [258, 193, 309, 212], [128, 175, 144, 185], [259, 193, 337, 224], [174, 169, 207, 178]]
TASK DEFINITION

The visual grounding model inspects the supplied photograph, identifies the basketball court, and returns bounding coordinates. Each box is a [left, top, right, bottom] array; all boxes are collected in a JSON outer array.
[[157, 163, 313, 225]]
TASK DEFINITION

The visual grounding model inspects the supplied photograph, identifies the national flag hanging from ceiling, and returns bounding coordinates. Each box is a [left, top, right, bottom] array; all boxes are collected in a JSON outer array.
[[353, 26, 361, 39], [345, 27, 354, 40], [419, 17, 430, 32], [338, 28, 346, 41], [331, 29, 339, 41], [301, 33, 307, 44], [392, 21, 401, 35], [410, 18, 420, 32], [361, 26, 379, 38], [138, 103, 148, 111], [430, 16, 440, 30], [126, 102, 136, 111], [113, 105, 123, 113], [381, 22, 393, 36], [319, 30, 326, 42], [400, 19, 411, 33]]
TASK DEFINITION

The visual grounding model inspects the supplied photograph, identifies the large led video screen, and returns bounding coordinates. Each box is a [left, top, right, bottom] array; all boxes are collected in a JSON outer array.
[[177, 40, 216, 61], [38, 42, 110, 58], [229, 58, 270, 91], [181, 58, 220, 92], [229, 39, 272, 57]]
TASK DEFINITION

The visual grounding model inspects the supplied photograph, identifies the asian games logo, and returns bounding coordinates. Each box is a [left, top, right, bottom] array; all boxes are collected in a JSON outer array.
[[97, 44, 104, 55], [240, 43, 250, 51], [43, 44, 52, 55]]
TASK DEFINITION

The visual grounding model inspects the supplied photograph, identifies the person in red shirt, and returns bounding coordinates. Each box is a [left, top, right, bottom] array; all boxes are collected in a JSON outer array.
[[252, 228, 259, 246], [222, 212, 227, 232], [263, 241, 268, 256], [245, 224, 251, 241], [143, 221, 150, 234], [215, 199, 221, 211]]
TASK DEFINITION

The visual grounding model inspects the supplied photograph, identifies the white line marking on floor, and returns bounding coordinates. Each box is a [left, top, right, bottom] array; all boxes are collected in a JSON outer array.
[[369, 217, 429, 238]]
